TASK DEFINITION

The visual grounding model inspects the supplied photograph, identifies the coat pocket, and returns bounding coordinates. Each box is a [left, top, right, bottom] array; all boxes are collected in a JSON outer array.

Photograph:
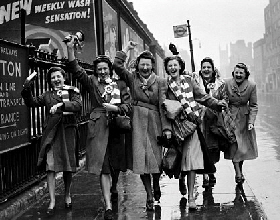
[[87, 112, 102, 138]]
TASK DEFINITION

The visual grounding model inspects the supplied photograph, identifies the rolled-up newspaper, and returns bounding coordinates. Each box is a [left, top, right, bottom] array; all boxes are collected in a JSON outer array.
[[27, 71, 37, 81]]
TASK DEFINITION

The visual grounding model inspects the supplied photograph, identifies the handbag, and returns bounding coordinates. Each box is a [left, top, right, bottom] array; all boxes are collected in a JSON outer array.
[[114, 113, 131, 133], [172, 113, 197, 142], [162, 147, 182, 179]]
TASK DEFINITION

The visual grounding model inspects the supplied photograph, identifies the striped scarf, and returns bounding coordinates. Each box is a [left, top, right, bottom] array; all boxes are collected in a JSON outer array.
[[167, 75, 200, 116], [57, 85, 80, 115], [101, 81, 121, 104]]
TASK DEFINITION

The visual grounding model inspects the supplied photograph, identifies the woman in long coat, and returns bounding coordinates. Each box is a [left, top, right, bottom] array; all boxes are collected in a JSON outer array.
[[196, 57, 228, 188], [21, 67, 82, 215], [224, 63, 258, 184], [113, 41, 172, 210], [66, 39, 131, 220], [163, 55, 226, 210]]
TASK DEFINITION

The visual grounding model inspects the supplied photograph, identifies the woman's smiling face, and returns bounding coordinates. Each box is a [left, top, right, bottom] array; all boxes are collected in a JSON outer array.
[[233, 67, 246, 84], [50, 71, 65, 90], [167, 59, 181, 79], [201, 61, 214, 80]]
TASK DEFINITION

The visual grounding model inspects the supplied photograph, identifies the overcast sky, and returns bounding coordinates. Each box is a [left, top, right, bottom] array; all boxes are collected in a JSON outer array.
[[129, 0, 269, 68]]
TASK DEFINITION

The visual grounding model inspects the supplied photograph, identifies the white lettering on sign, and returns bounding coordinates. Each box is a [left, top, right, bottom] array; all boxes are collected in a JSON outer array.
[[0, 0, 33, 25], [0, 60, 21, 77]]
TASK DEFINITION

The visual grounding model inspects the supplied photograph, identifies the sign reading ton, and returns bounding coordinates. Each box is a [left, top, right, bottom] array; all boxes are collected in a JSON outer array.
[[0, 40, 29, 152]]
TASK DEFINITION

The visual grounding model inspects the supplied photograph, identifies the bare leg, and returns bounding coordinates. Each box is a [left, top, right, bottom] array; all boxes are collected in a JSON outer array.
[[63, 171, 72, 204], [233, 161, 242, 177], [47, 171, 56, 209], [186, 171, 196, 200], [100, 174, 112, 210], [187, 170, 197, 209]]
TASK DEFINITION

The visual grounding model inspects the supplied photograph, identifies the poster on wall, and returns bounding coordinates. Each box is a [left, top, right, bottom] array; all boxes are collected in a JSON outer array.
[[0, 0, 97, 63], [102, 0, 118, 62], [0, 40, 29, 152], [120, 18, 144, 67]]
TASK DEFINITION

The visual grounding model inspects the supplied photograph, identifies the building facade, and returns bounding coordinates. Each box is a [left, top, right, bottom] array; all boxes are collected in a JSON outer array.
[[263, 0, 280, 91]]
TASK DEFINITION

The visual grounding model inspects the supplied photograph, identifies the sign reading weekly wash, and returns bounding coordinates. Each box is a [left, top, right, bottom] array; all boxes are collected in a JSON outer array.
[[0, 40, 29, 153], [0, 0, 96, 63]]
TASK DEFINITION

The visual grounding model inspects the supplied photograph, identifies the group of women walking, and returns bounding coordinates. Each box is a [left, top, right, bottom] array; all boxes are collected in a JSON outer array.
[[21, 38, 258, 220]]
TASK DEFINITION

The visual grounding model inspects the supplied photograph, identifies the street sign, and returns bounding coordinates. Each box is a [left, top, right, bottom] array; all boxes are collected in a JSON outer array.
[[173, 24, 188, 38]]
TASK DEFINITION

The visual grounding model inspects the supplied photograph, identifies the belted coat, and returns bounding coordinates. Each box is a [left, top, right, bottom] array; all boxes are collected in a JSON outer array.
[[21, 85, 82, 172], [114, 51, 171, 174], [67, 60, 132, 175], [224, 78, 258, 161]]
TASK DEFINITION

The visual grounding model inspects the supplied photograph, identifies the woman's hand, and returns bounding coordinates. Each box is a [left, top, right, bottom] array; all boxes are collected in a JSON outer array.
[[50, 103, 63, 114], [66, 36, 76, 62], [248, 123, 254, 130], [103, 103, 119, 112], [163, 130, 172, 139], [123, 41, 138, 53], [217, 100, 228, 111]]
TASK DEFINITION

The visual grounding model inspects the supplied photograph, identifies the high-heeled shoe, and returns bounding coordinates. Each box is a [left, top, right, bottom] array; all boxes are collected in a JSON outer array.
[[65, 202, 72, 209], [146, 199, 154, 211], [46, 206, 56, 216], [188, 198, 197, 210]]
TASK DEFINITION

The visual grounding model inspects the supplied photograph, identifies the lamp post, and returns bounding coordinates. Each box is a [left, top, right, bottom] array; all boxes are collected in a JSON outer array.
[[187, 20, 195, 72]]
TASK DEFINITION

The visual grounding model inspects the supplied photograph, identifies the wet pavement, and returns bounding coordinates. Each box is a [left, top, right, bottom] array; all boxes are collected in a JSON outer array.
[[9, 93, 280, 220], [12, 158, 266, 220]]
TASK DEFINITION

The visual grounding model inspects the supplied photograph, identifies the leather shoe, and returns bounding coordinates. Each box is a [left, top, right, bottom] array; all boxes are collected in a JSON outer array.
[[65, 202, 72, 209], [146, 199, 154, 211], [104, 209, 113, 220], [46, 207, 56, 216]]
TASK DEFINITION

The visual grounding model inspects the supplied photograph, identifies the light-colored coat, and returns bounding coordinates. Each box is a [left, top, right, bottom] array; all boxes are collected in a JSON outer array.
[[224, 78, 258, 161], [114, 51, 171, 174]]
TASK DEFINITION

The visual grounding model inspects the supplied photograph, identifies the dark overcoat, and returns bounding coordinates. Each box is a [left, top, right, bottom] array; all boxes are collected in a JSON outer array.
[[67, 60, 132, 175], [21, 85, 82, 172]]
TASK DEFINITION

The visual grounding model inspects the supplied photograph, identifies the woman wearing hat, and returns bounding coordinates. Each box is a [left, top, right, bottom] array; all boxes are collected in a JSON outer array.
[[224, 63, 258, 184], [21, 67, 82, 215], [66, 38, 132, 220]]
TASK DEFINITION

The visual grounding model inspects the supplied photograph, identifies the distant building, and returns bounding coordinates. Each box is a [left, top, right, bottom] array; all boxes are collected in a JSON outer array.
[[253, 38, 266, 92], [263, 0, 280, 91], [229, 40, 254, 80], [219, 45, 230, 78]]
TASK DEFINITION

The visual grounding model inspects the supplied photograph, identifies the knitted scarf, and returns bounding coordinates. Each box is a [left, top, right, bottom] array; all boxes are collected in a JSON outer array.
[[56, 85, 80, 115], [101, 81, 121, 104], [167, 75, 200, 116]]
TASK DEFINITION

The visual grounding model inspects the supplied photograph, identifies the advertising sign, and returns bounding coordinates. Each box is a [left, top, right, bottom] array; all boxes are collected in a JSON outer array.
[[0, 0, 96, 63], [0, 40, 29, 152]]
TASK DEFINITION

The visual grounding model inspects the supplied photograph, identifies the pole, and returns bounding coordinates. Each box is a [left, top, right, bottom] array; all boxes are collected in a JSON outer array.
[[20, 9, 26, 45], [187, 20, 195, 72]]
